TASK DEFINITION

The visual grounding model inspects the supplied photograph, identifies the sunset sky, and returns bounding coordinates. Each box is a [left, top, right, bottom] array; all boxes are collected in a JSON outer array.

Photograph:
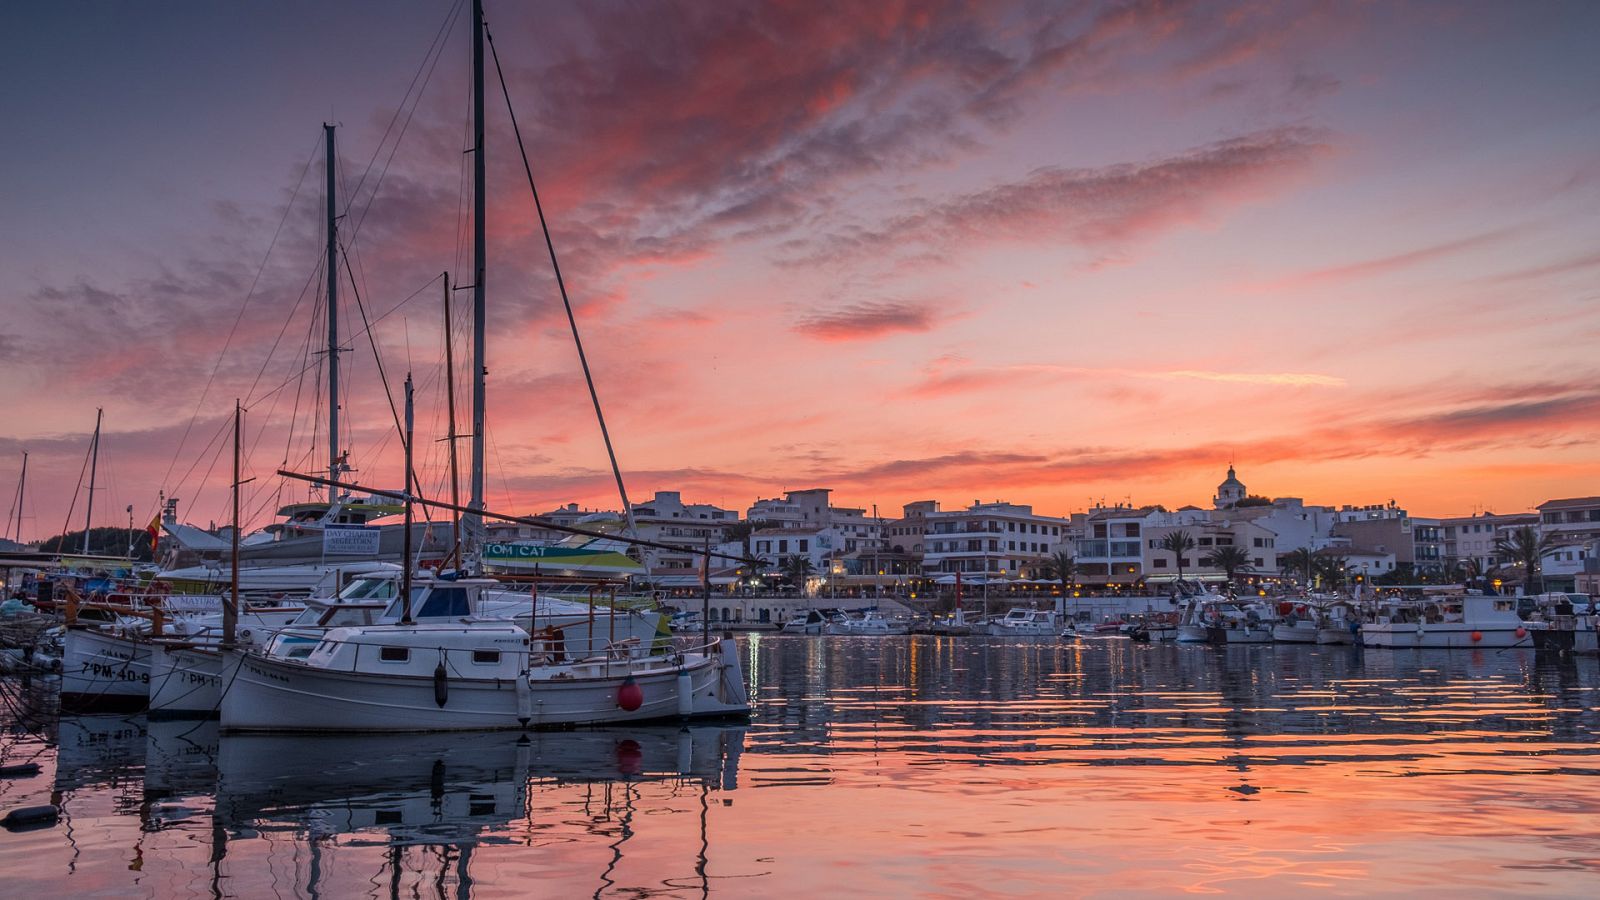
[[2, 0, 1597, 537]]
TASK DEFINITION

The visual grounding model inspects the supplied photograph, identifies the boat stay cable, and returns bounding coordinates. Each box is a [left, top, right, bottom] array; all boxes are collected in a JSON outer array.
[[483, 19, 639, 541]]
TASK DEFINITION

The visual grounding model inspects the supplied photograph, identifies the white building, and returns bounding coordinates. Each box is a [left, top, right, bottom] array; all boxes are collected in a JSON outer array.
[[922, 501, 1070, 581]]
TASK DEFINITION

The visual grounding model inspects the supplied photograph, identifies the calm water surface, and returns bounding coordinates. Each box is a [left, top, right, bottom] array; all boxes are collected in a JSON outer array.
[[3, 635, 1599, 897]]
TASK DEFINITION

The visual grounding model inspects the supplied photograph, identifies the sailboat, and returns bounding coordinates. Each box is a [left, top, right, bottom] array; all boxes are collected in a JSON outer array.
[[219, 1, 747, 731]]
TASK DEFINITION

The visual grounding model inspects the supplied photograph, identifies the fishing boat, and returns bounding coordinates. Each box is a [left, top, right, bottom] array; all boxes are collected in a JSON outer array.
[[1271, 601, 1319, 643], [1360, 594, 1535, 649], [219, 621, 747, 732], [1315, 600, 1359, 645]]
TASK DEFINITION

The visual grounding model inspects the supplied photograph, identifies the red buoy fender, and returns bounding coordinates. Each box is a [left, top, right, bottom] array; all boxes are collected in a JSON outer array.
[[1515, 627, 1527, 639], [617, 675, 643, 711], [1470, 631, 1483, 643]]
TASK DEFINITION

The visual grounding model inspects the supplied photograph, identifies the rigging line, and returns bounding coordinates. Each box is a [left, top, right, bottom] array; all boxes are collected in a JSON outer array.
[[346, 0, 466, 240], [57, 425, 95, 547], [242, 271, 447, 409], [486, 22, 639, 536], [340, 0, 460, 235], [339, 244, 436, 496], [164, 415, 234, 519], [242, 243, 324, 406], [161, 131, 322, 493]]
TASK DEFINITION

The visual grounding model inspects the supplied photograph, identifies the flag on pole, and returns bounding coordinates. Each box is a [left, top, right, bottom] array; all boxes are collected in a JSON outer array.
[[146, 513, 161, 559]]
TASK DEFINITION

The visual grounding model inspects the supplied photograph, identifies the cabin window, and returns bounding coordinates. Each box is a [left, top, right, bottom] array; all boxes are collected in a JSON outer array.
[[1494, 600, 1514, 612], [417, 588, 472, 618], [472, 650, 500, 664], [379, 647, 410, 662]]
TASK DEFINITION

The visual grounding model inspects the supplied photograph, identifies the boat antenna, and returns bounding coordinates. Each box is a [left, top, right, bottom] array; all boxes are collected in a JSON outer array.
[[484, 17, 639, 541]]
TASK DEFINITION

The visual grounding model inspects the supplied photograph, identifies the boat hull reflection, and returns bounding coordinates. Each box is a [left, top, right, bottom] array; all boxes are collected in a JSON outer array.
[[215, 726, 745, 842]]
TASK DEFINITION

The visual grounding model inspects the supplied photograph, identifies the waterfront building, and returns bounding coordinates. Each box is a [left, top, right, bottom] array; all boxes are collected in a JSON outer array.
[[1143, 517, 1283, 584], [921, 500, 1069, 582], [1331, 502, 1446, 577], [746, 488, 884, 551], [1074, 505, 1163, 587], [1440, 512, 1538, 576], [1537, 497, 1600, 591]]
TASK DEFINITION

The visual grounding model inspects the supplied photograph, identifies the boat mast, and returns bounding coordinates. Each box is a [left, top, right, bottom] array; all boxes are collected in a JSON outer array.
[[443, 273, 461, 565], [81, 408, 102, 555], [225, 400, 241, 647], [468, 0, 487, 546], [9, 451, 24, 542], [324, 123, 342, 493], [402, 375, 415, 624]]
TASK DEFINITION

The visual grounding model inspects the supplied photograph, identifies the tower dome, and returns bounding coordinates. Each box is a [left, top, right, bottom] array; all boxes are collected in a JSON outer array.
[[1214, 465, 1246, 508]]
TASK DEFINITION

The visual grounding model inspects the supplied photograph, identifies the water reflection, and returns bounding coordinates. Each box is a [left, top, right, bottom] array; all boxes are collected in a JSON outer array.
[[4, 636, 1600, 895]]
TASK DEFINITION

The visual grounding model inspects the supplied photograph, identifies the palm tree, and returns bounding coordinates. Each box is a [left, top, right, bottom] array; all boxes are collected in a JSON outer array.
[[1313, 553, 1348, 589], [1282, 547, 1317, 586], [1494, 526, 1561, 595], [1044, 550, 1077, 594], [1159, 530, 1196, 585], [1202, 545, 1253, 588], [1463, 557, 1495, 590], [782, 554, 815, 588]]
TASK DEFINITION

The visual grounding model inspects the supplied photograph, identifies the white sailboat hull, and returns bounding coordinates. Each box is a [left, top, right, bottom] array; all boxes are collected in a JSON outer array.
[[61, 628, 150, 706], [148, 644, 242, 718], [1316, 627, 1355, 645], [220, 645, 748, 732]]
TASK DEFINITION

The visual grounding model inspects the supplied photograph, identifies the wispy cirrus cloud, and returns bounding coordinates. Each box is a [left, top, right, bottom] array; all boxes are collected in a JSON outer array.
[[1243, 227, 1526, 292], [789, 127, 1332, 266], [905, 359, 1345, 397], [793, 301, 946, 342]]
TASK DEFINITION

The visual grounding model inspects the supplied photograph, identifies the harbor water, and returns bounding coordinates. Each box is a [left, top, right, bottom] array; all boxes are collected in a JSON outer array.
[[3, 635, 1599, 896]]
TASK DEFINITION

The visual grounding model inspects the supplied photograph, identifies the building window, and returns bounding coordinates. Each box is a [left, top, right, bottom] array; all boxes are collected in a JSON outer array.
[[1254, 558, 1264, 567], [779, 540, 788, 553], [1153, 558, 1168, 569]]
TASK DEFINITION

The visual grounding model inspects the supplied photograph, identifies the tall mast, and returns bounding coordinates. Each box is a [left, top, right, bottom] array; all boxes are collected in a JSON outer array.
[[10, 451, 25, 542], [443, 273, 461, 565], [401, 375, 415, 624], [324, 124, 342, 491], [468, 0, 487, 541], [82, 408, 102, 555], [225, 400, 240, 647]]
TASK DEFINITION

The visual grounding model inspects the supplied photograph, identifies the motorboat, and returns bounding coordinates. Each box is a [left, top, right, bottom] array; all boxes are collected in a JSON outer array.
[[826, 610, 910, 636], [780, 609, 828, 634], [987, 607, 1060, 636]]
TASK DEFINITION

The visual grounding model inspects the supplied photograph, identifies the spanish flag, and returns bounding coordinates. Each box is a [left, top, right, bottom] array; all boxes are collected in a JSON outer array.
[[146, 513, 161, 559]]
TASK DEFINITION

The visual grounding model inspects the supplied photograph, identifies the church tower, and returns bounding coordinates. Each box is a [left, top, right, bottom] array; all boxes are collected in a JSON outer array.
[[1214, 465, 1246, 508]]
